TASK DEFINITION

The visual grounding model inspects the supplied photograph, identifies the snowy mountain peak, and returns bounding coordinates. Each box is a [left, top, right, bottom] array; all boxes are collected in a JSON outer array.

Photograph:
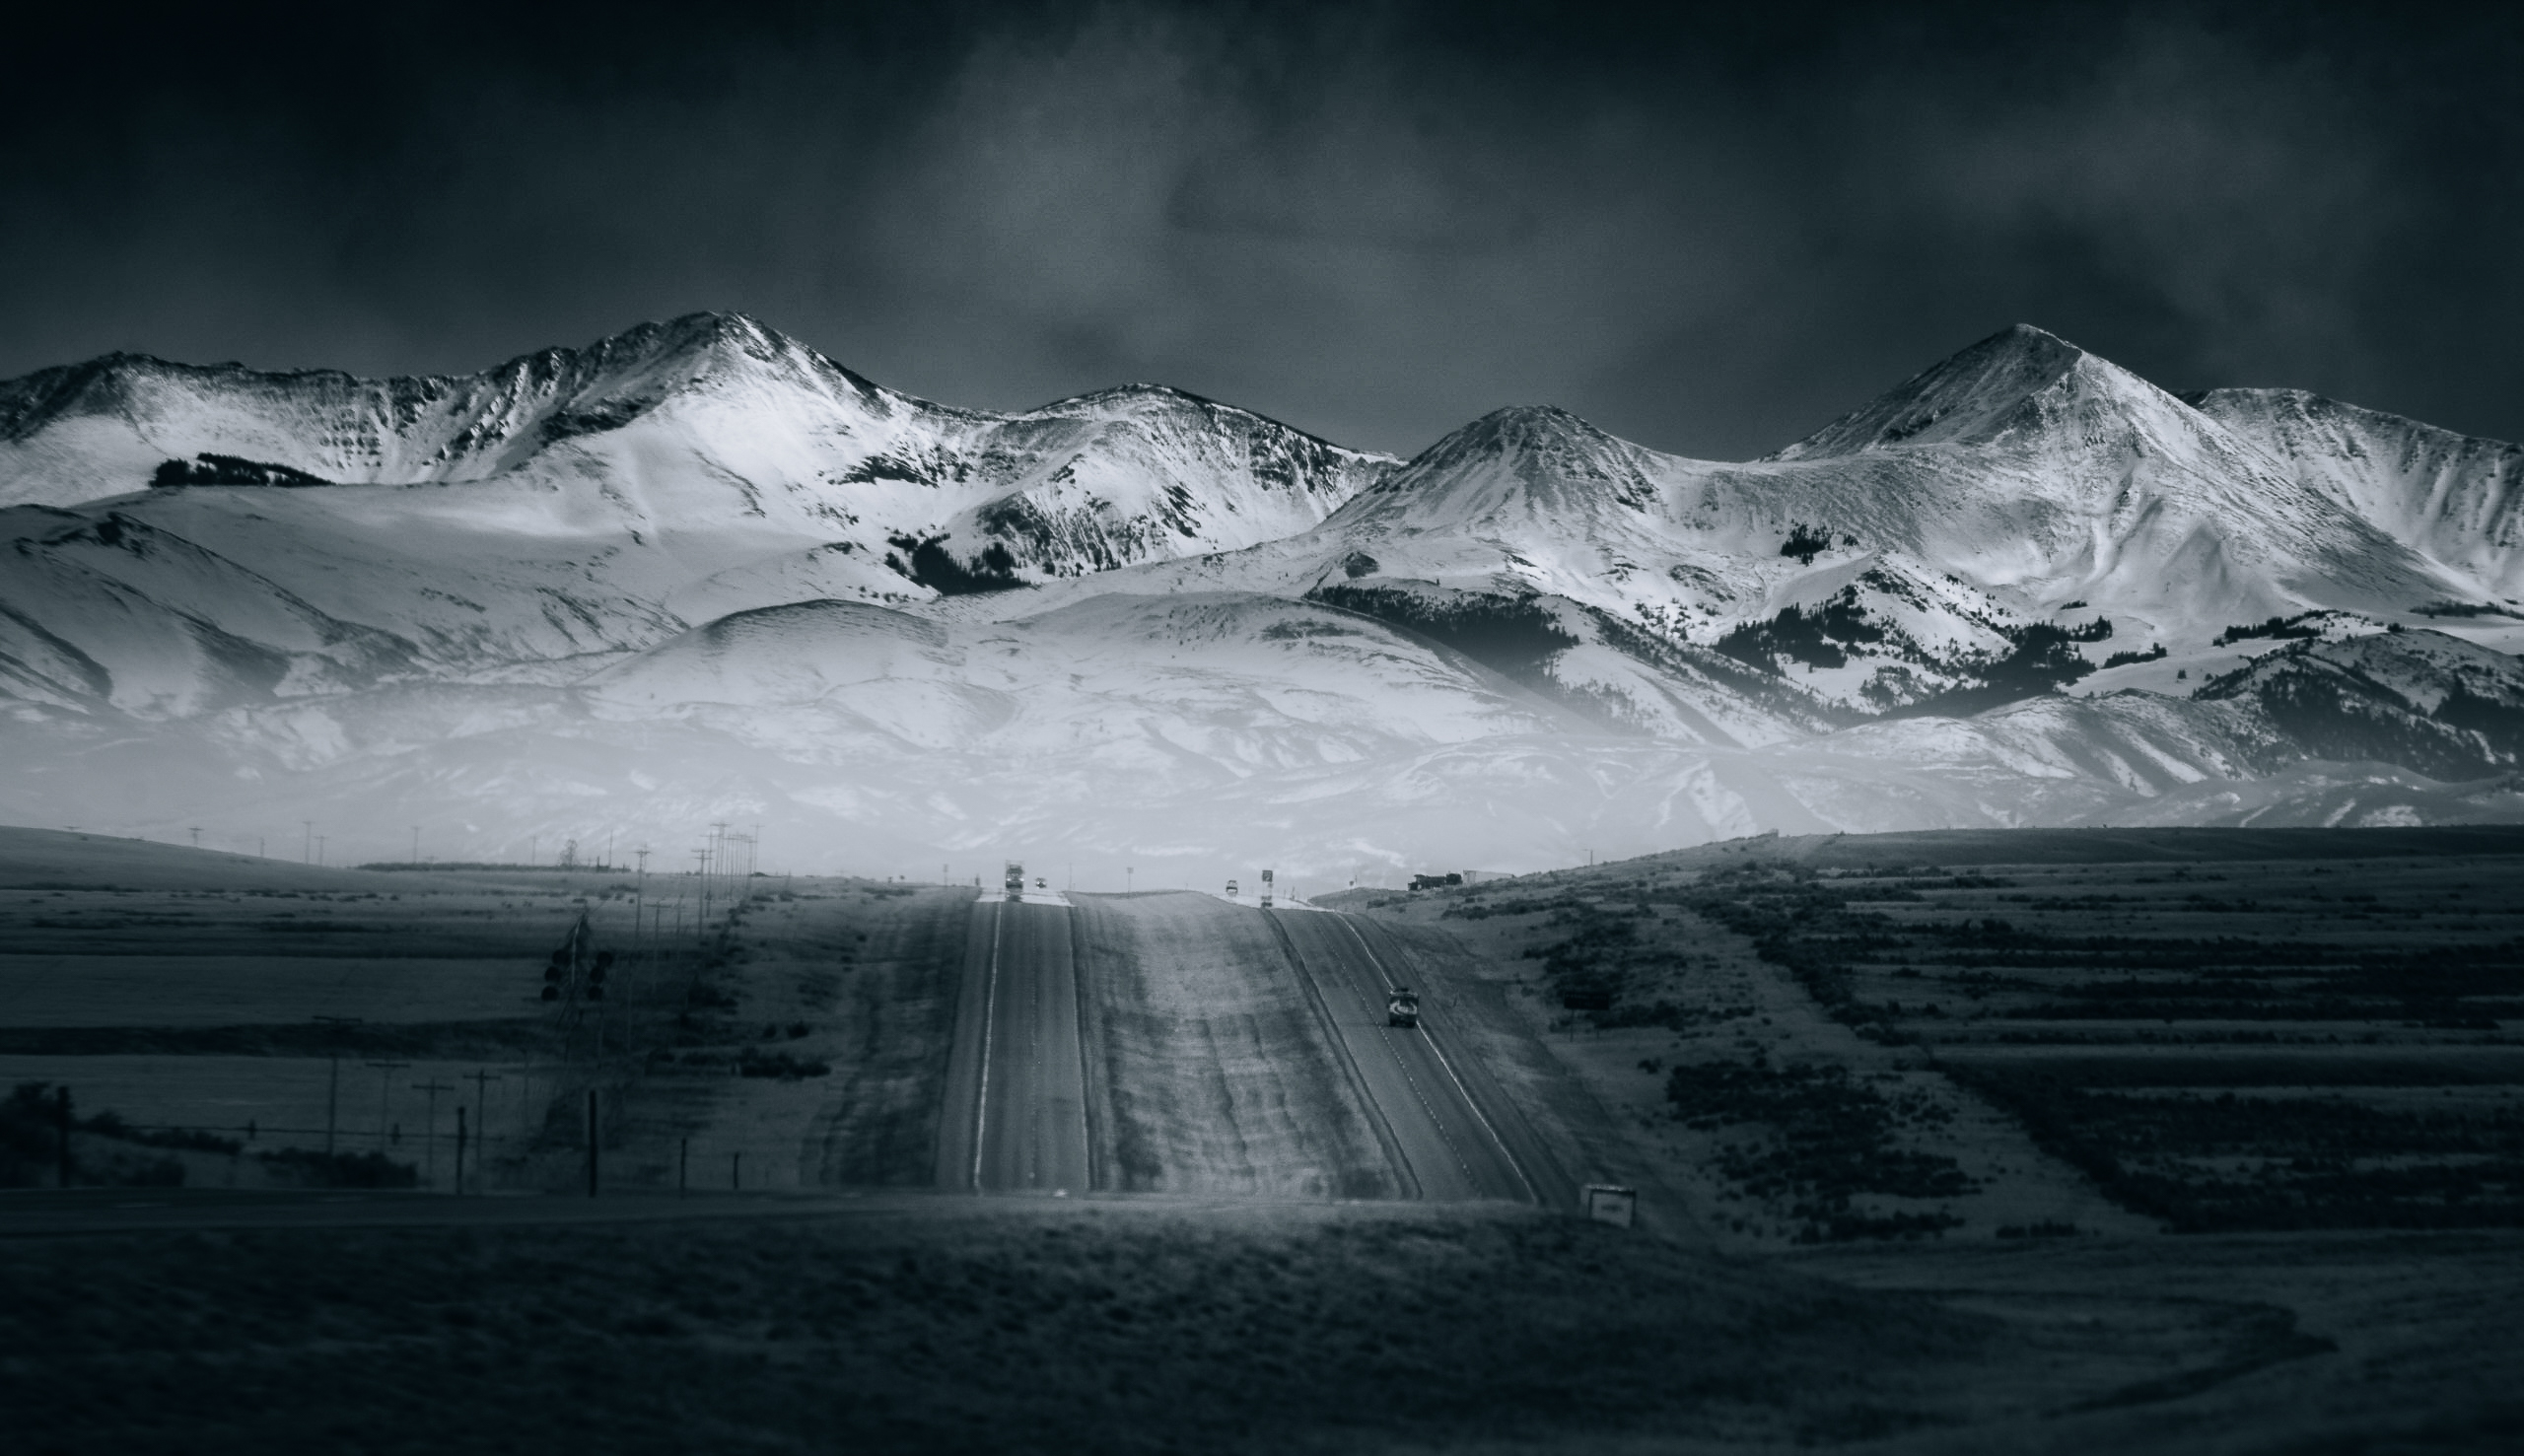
[[1766, 322, 2196, 460], [1437, 403, 1619, 457], [1323, 404, 1675, 543], [1032, 381, 1220, 416], [1016, 381, 1361, 453], [1370, 404, 1657, 498], [0, 310, 922, 507], [592, 310, 874, 394], [467, 310, 898, 421]]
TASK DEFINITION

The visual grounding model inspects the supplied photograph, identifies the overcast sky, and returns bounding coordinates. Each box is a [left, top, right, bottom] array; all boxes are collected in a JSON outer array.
[[4, 1, 2517, 460]]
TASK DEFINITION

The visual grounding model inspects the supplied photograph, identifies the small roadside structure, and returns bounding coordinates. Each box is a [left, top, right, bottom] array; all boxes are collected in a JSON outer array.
[[1582, 1184, 1637, 1228]]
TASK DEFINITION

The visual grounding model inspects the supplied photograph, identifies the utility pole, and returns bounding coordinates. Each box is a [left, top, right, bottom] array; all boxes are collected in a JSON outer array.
[[464, 1069, 503, 1190], [365, 1061, 410, 1151], [316, 835, 327, 867], [303, 820, 313, 865], [188, 826, 200, 849], [413, 1079, 455, 1188], [313, 1015, 362, 1154], [530, 834, 537, 867], [411, 826, 421, 865], [635, 852, 651, 959], [632, 850, 649, 1030]]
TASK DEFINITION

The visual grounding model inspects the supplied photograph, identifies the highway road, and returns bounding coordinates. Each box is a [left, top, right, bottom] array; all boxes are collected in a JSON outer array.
[[935, 898, 1093, 1194], [937, 891, 1543, 1206], [1270, 911, 1539, 1204]]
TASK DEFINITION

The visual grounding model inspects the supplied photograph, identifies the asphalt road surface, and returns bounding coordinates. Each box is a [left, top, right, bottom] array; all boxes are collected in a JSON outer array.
[[938, 894, 1540, 1204], [1271, 911, 1537, 1204], [935, 898, 1093, 1195]]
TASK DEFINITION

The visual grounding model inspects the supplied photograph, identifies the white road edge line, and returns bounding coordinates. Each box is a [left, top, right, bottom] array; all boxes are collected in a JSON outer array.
[[971, 899, 1004, 1191], [1333, 914, 1540, 1205]]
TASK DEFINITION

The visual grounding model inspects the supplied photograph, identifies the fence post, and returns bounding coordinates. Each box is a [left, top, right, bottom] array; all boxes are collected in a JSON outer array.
[[586, 1088, 599, 1198], [456, 1105, 468, 1196]]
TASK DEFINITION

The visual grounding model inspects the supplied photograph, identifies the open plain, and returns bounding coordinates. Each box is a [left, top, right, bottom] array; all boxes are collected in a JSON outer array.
[[5, 824, 2522, 1452]]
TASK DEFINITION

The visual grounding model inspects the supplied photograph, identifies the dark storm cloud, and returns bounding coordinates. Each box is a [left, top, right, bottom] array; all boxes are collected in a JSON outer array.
[[2, 2, 2518, 459]]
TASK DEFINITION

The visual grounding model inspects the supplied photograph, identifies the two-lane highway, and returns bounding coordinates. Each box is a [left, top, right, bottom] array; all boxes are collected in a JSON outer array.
[[935, 898, 1093, 1194], [1272, 911, 1535, 1203]]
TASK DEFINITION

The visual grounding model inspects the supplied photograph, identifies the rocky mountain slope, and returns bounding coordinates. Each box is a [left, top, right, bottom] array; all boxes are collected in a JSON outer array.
[[2186, 386, 2524, 599], [5, 316, 2522, 876], [0, 312, 1390, 582]]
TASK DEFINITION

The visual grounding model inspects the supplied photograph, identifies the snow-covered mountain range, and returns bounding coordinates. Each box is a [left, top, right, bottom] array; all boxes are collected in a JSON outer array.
[[5, 314, 2520, 878]]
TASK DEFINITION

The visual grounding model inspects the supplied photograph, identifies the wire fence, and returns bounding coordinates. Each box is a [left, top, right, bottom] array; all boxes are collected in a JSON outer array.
[[9, 890, 780, 1195]]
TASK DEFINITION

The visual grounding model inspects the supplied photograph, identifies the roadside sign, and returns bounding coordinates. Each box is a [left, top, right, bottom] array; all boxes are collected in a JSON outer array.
[[1582, 1184, 1637, 1228]]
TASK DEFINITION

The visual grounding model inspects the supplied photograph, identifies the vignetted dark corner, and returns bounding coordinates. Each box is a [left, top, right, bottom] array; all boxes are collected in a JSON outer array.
[[4, 4, 2522, 1453]]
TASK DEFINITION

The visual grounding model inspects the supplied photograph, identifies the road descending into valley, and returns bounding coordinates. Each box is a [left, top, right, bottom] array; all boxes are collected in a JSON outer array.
[[935, 898, 1093, 1194], [937, 889, 1544, 1205]]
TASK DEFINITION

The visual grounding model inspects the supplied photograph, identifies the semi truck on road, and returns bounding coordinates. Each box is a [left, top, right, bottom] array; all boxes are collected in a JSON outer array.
[[1004, 862, 1024, 901]]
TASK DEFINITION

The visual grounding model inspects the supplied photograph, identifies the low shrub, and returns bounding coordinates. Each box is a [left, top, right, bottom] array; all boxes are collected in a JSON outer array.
[[1668, 1057, 1973, 1241], [259, 1148, 422, 1189], [736, 1050, 831, 1081]]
